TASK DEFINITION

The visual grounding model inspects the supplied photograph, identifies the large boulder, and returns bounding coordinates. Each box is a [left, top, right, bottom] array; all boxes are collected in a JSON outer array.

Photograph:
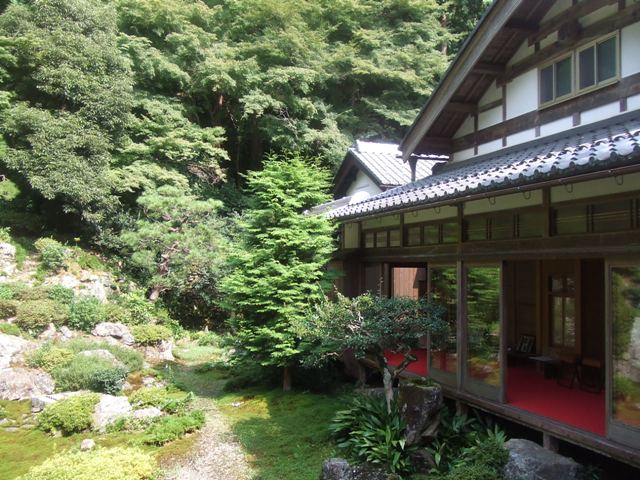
[[93, 394, 132, 431], [397, 382, 443, 445], [320, 458, 392, 480], [0, 367, 55, 400], [504, 439, 581, 480], [0, 333, 33, 369], [43, 271, 112, 302], [132, 406, 163, 420], [92, 322, 135, 346], [0, 242, 16, 279], [143, 339, 174, 362], [31, 391, 88, 413]]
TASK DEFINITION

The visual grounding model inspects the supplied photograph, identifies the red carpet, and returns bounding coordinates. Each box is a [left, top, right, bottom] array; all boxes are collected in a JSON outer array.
[[507, 365, 605, 435], [385, 349, 428, 377]]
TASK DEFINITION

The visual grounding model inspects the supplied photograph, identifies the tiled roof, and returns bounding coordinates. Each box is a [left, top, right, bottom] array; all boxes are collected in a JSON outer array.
[[329, 115, 640, 220], [350, 140, 447, 186]]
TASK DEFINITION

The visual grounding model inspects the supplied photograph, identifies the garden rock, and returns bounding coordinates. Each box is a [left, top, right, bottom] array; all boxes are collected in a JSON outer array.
[[44, 271, 112, 302], [78, 349, 125, 368], [143, 339, 174, 362], [132, 406, 163, 420], [0, 332, 33, 369], [31, 391, 88, 412], [142, 376, 166, 388], [80, 438, 95, 451], [504, 438, 581, 480], [92, 322, 135, 346], [398, 382, 443, 445], [93, 394, 132, 431], [0, 242, 16, 279], [0, 367, 55, 400], [320, 458, 392, 480]]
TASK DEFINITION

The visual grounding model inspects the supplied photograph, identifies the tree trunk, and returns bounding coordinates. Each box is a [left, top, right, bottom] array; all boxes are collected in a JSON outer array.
[[282, 365, 292, 392], [382, 366, 394, 414]]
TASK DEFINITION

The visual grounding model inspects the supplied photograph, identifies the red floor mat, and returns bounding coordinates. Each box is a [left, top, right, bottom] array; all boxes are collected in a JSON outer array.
[[385, 349, 428, 377], [507, 365, 605, 435]]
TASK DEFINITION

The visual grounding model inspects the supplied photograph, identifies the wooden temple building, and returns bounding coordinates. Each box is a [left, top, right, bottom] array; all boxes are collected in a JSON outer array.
[[327, 0, 640, 468]]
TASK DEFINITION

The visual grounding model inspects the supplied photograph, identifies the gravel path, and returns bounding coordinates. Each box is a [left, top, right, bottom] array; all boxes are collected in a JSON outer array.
[[163, 398, 254, 480]]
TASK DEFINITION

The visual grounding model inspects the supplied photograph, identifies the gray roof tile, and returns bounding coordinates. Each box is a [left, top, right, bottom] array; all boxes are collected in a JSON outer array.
[[329, 116, 640, 220]]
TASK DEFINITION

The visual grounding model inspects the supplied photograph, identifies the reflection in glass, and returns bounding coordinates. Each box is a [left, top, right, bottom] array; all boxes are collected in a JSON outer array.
[[442, 222, 458, 244], [365, 232, 374, 248], [389, 229, 401, 248], [424, 224, 439, 245], [612, 267, 640, 428], [430, 267, 457, 375], [597, 36, 617, 83], [376, 231, 387, 248], [407, 226, 421, 246], [466, 266, 501, 386]]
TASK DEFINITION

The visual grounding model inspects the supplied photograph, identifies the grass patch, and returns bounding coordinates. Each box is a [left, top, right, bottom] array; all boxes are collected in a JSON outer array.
[[172, 344, 221, 363]]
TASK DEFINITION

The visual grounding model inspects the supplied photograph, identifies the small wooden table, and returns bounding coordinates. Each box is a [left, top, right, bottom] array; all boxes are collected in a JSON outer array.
[[529, 356, 560, 379]]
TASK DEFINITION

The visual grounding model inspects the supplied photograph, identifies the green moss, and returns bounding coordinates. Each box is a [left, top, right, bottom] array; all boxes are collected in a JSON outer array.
[[38, 394, 100, 435]]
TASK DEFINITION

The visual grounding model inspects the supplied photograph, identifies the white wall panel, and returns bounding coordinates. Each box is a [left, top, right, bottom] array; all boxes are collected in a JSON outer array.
[[581, 102, 621, 125], [478, 106, 502, 130], [477, 139, 503, 156], [540, 116, 573, 137], [453, 114, 474, 139], [345, 170, 382, 197], [506, 70, 537, 119], [453, 148, 475, 162], [507, 128, 536, 148], [622, 22, 640, 78], [627, 93, 640, 111], [479, 80, 501, 107]]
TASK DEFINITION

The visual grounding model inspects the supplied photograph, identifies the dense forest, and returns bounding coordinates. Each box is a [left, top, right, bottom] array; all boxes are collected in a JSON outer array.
[[0, 0, 488, 327]]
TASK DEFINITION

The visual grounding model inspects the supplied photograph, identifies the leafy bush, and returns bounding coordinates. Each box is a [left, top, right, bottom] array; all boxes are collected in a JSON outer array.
[[16, 447, 157, 480], [143, 410, 205, 445], [0, 227, 10, 243], [160, 392, 194, 415], [427, 408, 485, 473], [128, 387, 169, 409], [0, 322, 22, 336], [614, 374, 640, 399], [445, 427, 509, 480], [0, 300, 17, 319], [111, 291, 157, 325], [330, 394, 415, 475], [52, 355, 128, 393], [193, 331, 220, 346], [0, 282, 27, 300], [0, 405, 6, 419], [68, 297, 105, 331], [65, 338, 144, 372], [15, 300, 69, 332], [47, 285, 75, 305], [131, 324, 172, 345], [26, 343, 73, 372], [37, 393, 99, 435], [34, 238, 67, 271], [15, 286, 50, 301]]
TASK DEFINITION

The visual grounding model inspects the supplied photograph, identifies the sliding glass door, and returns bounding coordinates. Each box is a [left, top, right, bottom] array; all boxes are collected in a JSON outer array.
[[428, 264, 458, 386]]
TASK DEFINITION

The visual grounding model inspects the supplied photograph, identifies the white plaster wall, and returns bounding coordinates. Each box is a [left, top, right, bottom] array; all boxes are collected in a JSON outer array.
[[479, 106, 502, 130], [540, 116, 573, 137], [479, 80, 502, 107], [507, 128, 536, 148], [345, 170, 382, 198], [453, 147, 475, 162], [539, 31, 558, 50], [506, 70, 537, 119], [581, 4, 619, 28], [581, 102, 621, 125], [542, 0, 571, 23], [621, 22, 640, 78], [477, 139, 503, 156], [628, 93, 640, 111], [453, 114, 474, 139], [508, 39, 534, 66]]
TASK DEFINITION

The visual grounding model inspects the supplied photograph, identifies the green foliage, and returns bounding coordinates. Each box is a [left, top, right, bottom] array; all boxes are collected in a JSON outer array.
[[0, 405, 6, 419], [128, 386, 169, 409], [221, 154, 336, 374], [68, 297, 105, 331], [0, 322, 21, 336], [46, 285, 75, 305], [37, 393, 100, 435], [16, 447, 157, 480], [0, 282, 26, 300], [15, 300, 69, 332], [0, 226, 10, 243], [64, 338, 144, 372], [193, 331, 221, 346], [142, 409, 205, 445], [26, 344, 73, 373], [51, 354, 128, 393], [131, 324, 172, 345], [331, 394, 415, 474], [34, 238, 68, 271], [444, 427, 509, 480], [0, 299, 17, 319]]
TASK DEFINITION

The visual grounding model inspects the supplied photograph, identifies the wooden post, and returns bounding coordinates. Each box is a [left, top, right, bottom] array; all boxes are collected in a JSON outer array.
[[543, 432, 559, 452]]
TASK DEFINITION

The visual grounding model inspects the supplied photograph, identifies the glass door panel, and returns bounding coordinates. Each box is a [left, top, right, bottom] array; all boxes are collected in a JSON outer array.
[[428, 265, 457, 384], [465, 265, 502, 400], [609, 265, 640, 446]]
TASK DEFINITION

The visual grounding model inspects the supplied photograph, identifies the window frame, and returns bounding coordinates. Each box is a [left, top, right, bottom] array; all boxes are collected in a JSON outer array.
[[576, 33, 619, 94], [403, 219, 459, 247], [363, 228, 401, 249], [539, 53, 574, 108]]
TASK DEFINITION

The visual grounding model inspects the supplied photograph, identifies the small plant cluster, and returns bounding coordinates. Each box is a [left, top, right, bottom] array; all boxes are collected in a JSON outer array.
[[34, 238, 68, 272], [16, 447, 157, 480], [331, 394, 414, 475], [142, 409, 205, 445], [37, 393, 100, 435], [131, 324, 172, 345], [0, 322, 21, 336]]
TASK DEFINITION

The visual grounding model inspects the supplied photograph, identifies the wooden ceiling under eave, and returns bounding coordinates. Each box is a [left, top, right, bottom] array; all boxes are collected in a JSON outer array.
[[413, 0, 554, 154]]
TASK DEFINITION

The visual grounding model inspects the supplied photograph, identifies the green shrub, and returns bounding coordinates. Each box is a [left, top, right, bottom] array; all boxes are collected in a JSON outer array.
[[37, 393, 99, 435], [47, 285, 75, 305], [52, 355, 128, 393], [0, 299, 17, 319], [65, 338, 144, 372], [0, 227, 10, 243], [131, 324, 172, 345], [193, 331, 220, 346], [68, 297, 105, 331], [26, 343, 73, 372], [143, 410, 205, 445], [0, 282, 27, 300], [34, 238, 68, 271], [113, 291, 157, 325], [15, 286, 50, 301], [446, 428, 509, 480], [74, 250, 105, 271], [160, 392, 194, 414], [0, 322, 22, 336], [331, 394, 416, 475], [16, 447, 157, 480], [15, 300, 69, 332], [128, 387, 169, 409]]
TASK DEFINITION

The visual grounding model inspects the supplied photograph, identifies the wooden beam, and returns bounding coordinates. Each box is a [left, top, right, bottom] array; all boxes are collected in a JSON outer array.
[[472, 62, 506, 76], [504, 19, 539, 32], [505, 1, 640, 84], [413, 136, 453, 156], [447, 101, 477, 113], [529, 0, 617, 46]]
